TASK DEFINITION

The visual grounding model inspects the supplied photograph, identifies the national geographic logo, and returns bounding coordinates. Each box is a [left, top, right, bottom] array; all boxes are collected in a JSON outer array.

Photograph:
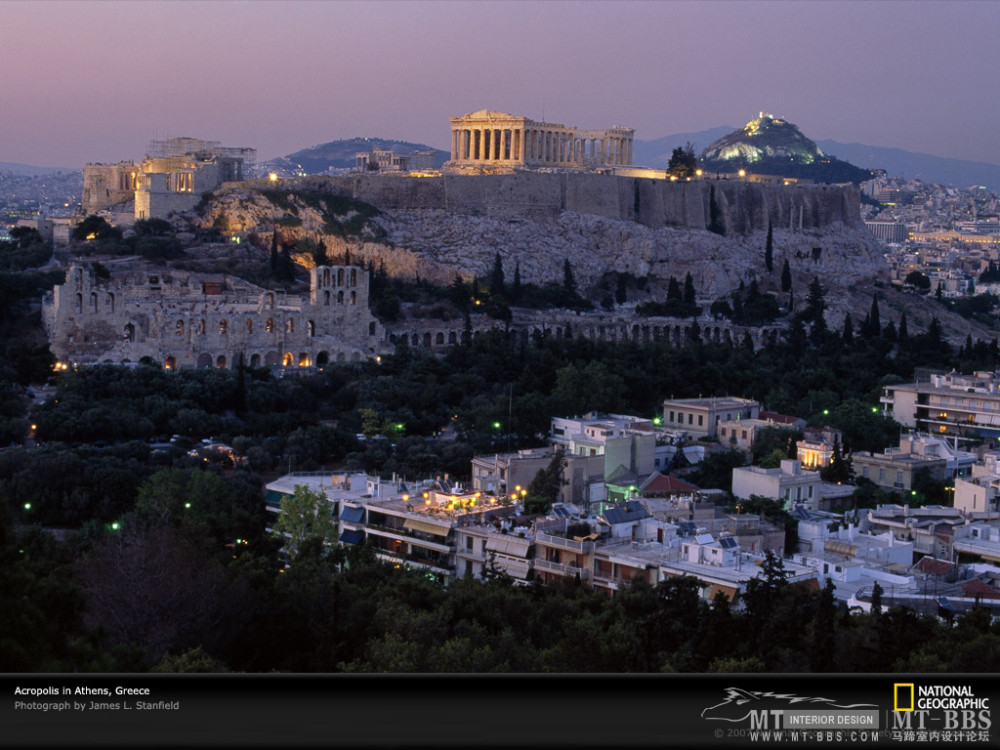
[[891, 682, 992, 736]]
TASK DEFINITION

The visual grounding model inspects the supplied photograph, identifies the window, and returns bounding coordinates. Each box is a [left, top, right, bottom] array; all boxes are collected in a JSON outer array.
[[720, 428, 726, 437], [688, 414, 693, 425], [698, 415, 703, 426], [266, 318, 274, 333]]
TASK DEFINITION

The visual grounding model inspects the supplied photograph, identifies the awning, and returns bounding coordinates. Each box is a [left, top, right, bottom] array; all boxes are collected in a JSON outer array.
[[486, 536, 531, 556], [340, 529, 364, 545], [706, 583, 738, 602], [404, 518, 451, 537], [499, 559, 531, 579], [340, 506, 365, 524]]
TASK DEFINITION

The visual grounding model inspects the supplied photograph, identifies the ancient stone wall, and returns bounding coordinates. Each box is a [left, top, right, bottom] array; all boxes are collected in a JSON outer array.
[[42, 263, 386, 369], [321, 173, 860, 233]]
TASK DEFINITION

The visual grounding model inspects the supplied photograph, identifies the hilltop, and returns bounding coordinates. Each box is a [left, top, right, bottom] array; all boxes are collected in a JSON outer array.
[[699, 113, 872, 184]]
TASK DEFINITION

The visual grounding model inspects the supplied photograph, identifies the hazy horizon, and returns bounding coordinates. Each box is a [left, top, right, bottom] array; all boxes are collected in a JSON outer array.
[[4, 0, 999, 169]]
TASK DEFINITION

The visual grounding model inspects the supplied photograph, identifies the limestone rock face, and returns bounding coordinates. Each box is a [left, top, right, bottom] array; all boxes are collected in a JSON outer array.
[[193, 173, 885, 300]]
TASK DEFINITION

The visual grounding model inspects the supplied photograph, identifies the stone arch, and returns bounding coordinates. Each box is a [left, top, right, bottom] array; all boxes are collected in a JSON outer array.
[[164, 356, 176, 370], [448, 331, 457, 344], [337, 291, 344, 304], [74, 267, 84, 291], [350, 291, 356, 305], [298, 352, 310, 367], [316, 351, 329, 366], [266, 292, 275, 309], [338, 268, 345, 285], [216, 355, 227, 369], [90, 292, 98, 313], [282, 352, 294, 366], [266, 318, 274, 333], [308, 320, 315, 337], [197, 319, 206, 335], [435, 332, 445, 345], [411, 333, 419, 345], [264, 351, 280, 367], [388, 334, 397, 344], [324, 290, 330, 306], [350, 268, 357, 286], [219, 319, 228, 335], [423, 332, 431, 347], [106, 293, 115, 313], [250, 354, 261, 368], [246, 318, 253, 333], [176, 320, 185, 336], [123, 323, 135, 342], [286, 318, 294, 334], [337, 352, 346, 362], [351, 352, 361, 361], [323, 268, 331, 286], [75, 293, 83, 314], [197, 353, 212, 368]]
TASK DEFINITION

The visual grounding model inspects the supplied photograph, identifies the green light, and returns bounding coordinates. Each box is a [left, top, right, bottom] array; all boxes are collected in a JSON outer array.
[[111, 522, 120, 530], [822, 409, 829, 416], [871, 407, 878, 413], [184, 502, 192, 509], [653, 416, 662, 426], [492, 421, 502, 429], [23, 503, 31, 510], [910, 491, 917, 496]]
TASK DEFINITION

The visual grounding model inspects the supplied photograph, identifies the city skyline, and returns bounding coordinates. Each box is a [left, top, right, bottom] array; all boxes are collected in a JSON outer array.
[[4, 0, 1000, 169]]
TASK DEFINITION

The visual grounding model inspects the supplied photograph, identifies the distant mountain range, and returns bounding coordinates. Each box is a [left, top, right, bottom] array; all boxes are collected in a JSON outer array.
[[263, 137, 450, 174], [0, 161, 77, 176], [632, 128, 1000, 191]]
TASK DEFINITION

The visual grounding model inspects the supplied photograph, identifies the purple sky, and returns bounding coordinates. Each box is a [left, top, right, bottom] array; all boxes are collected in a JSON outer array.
[[5, 0, 999, 169]]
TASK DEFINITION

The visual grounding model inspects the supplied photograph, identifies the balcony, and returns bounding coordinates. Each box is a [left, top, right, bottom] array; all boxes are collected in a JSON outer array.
[[365, 524, 452, 553], [534, 558, 591, 580], [535, 532, 595, 553]]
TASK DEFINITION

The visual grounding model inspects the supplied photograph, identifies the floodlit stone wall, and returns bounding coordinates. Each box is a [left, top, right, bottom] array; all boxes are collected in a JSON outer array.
[[42, 263, 385, 368]]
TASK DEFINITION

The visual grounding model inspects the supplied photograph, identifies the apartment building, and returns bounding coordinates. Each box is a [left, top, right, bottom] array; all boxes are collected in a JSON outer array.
[[661, 397, 760, 440], [881, 370, 1000, 439]]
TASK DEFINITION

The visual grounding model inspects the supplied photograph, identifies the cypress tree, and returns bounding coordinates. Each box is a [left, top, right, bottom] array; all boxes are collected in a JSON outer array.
[[869, 294, 881, 338], [512, 262, 522, 302], [667, 276, 682, 301], [489, 252, 505, 296], [842, 314, 854, 344], [683, 272, 697, 305], [563, 258, 576, 293], [898, 313, 908, 343], [780, 258, 792, 292], [765, 221, 774, 272]]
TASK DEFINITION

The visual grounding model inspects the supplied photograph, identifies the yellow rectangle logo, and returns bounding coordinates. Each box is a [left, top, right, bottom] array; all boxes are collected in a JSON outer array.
[[894, 683, 914, 711]]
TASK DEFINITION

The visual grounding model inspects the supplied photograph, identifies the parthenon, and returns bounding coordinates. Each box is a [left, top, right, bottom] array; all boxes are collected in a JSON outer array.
[[446, 110, 634, 169]]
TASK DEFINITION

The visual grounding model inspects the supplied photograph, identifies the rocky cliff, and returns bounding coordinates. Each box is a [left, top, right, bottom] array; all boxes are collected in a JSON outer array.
[[202, 173, 885, 300]]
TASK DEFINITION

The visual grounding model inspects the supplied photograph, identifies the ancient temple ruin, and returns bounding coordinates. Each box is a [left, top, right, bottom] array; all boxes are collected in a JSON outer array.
[[446, 110, 634, 169], [42, 262, 384, 369]]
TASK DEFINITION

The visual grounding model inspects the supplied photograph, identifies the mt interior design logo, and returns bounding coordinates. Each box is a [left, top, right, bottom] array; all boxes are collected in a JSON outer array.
[[702, 687, 879, 731]]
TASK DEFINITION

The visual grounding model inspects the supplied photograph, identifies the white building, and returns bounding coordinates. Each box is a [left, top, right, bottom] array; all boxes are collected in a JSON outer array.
[[731, 459, 822, 510]]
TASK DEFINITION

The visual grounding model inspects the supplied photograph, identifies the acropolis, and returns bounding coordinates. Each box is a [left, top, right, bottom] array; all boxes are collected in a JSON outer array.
[[446, 110, 634, 169]]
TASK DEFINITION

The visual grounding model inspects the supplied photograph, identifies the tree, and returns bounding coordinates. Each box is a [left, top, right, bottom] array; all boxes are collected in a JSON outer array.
[[841, 314, 854, 345], [270, 231, 279, 273], [683, 272, 697, 306], [489, 252, 505, 297], [805, 276, 827, 345], [764, 221, 774, 272], [867, 293, 881, 337], [72, 215, 121, 242], [562, 259, 576, 293], [511, 262, 522, 302], [666, 143, 697, 178], [666, 276, 682, 302], [615, 274, 628, 305], [274, 484, 336, 561], [904, 271, 930, 293], [781, 258, 792, 292], [526, 449, 566, 513]]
